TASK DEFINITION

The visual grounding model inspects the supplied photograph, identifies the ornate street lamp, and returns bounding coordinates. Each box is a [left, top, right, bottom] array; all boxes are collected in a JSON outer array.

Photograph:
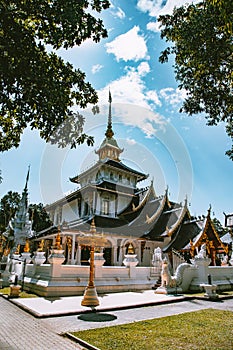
[[79, 219, 107, 308]]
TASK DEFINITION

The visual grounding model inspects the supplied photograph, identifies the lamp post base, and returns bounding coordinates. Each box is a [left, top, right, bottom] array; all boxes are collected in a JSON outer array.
[[81, 285, 100, 308]]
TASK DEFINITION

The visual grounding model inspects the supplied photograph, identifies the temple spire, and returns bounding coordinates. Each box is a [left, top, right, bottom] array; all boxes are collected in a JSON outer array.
[[24, 165, 30, 191], [23, 165, 30, 208], [105, 90, 114, 139], [95, 91, 123, 161]]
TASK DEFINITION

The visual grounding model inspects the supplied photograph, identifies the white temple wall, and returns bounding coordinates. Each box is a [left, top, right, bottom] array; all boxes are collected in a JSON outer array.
[[95, 194, 101, 215], [62, 201, 79, 222], [24, 262, 153, 296], [108, 194, 116, 217], [206, 266, 233, 287], [117, 196, 132, 213], [21, 254, 233, 296], [53, 206, 62, 225], [142, 242, 153, 266]]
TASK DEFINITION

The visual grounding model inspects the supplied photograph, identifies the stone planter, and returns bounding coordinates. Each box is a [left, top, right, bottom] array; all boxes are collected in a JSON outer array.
[[32, 251, 46, 266], [123, 254, 139, 267], [200, 283, 219, 300], [94, 252, 105, 267], [48, 249, 65, 264], [21, 252, 31, 264]]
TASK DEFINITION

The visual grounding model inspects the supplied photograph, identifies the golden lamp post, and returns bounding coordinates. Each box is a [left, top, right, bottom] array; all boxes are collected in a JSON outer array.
[[79, 219, 107, 308]]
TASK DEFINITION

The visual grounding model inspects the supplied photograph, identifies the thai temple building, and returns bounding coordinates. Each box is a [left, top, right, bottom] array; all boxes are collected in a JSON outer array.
[[1, 93, 232, 297], [33, 93, 228, 270]]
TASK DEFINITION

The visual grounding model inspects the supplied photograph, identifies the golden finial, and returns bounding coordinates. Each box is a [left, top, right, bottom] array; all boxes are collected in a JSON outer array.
[[24, 239, 30, 253], [15, 244, 20, 254], [90, 219, 97, 234], [3, 245, 10, 256], [127, 242, 135, 255], [66, 236, 72, 252], [55, 231, 62, 249], [37, 239, 44, 252], [207, 204, 212, 217]]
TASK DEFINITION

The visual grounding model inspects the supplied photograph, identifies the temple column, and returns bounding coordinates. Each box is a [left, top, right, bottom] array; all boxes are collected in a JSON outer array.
[[113, 245, 117, 265], [137, 240, 141, 266], [76, 244, 81, 265], [71, 234, 76, 265], [92, 191, 96, 214], [118, 245, 124, 266], [58, 206, 62, 225]]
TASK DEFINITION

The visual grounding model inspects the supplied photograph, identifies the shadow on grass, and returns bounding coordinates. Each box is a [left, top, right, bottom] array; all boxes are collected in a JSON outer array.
[[78, 312, 117, 322]]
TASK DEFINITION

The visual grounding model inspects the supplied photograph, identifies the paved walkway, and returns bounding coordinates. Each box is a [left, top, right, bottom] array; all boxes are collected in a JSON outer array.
[[1, 292, 233, 350], [0, 297, 83, 350]]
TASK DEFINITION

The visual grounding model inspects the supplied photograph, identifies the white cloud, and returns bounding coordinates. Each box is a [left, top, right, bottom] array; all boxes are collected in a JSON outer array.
[[137, 61, 150, 76], [126, 138, 137, 145], [98, 63, 161, 109], [146, 90, 161, 106], [112, 7, 126, 19], [159, 87, 187, 106], [147, 21, 161, 33], [91, 64, 103, 74], [137, 0, 203, 18], [97, 63, 166, 138], [137, 0, 163, 17], [138, 1, 202, 33], [105, 26, 149, 62], [158, 0, 202, 16]]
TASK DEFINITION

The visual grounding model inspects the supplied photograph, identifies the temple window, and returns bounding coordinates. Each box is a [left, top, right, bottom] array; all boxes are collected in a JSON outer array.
[[83, 199, 89, 216], [119, 174, 122, 182], [102, 199, 109, 215], [110, 172, 114, 181]]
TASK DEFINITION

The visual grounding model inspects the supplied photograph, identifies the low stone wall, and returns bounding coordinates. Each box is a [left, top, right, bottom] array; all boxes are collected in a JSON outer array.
[[3, 255, 233, 297], [22, 263, 155, 297], [182, 263, 233, 292], [206, 266, 233, 291]]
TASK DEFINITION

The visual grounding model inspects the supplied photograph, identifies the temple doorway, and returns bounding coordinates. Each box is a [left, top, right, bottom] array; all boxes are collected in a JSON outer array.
[[104, 248, 112, 266], [81, 246, 90, 265]]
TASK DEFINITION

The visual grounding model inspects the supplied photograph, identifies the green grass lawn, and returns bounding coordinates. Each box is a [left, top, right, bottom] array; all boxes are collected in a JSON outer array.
[[71, 309, 233, 350]]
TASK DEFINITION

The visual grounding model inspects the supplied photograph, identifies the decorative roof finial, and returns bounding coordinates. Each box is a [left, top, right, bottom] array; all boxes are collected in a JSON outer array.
[[90, 218, 97, 234], [184, 195, 188, 207], [105, 89, 114, 139], [208, 204, 212, 217]]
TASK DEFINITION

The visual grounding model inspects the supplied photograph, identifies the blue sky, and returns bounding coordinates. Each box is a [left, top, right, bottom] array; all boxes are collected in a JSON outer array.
[[1, 0, 232, 224]]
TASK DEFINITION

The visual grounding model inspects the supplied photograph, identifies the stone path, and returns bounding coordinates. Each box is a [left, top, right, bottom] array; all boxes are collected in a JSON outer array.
[[0, 297, 84, 350]]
